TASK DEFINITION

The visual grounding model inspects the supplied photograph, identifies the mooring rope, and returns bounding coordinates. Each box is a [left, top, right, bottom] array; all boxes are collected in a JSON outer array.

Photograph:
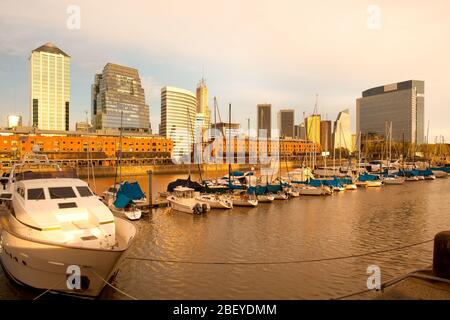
[[91, 269, 139, 300], [125, 238, 433, 265]]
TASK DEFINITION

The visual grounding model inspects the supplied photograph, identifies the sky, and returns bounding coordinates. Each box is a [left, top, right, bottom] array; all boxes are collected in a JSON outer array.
[[0, 0, 449, 142]]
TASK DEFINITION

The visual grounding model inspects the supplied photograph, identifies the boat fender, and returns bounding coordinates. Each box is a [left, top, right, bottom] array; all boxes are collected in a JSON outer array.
[[194, 203, 202, 215], [202, 203, 208, 213]]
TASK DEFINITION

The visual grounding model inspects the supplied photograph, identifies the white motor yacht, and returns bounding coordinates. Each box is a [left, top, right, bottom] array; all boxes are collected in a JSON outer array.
[[196, 194, 233, 209], [0, 152, 136, 297], [167, 187, 210, 214]]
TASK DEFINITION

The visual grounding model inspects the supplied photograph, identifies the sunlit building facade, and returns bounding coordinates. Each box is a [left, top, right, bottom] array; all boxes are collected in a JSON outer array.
[[305, 115, 321, 145], [356, 80, 425, 144], [161, 86, 197, 160], [30, 42, 70, 131], [91, 63, 150, 132], [333, 109, 354, 152]]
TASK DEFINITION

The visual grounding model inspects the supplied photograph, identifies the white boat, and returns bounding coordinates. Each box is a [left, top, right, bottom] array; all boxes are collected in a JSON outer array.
[[424, 175, 436, 180], [345, 184, 357, 190], [298, 186, 325, 196], [0, 152, 136, 297], [231, 190, 258, 207], [405, 176, 419, 181], [167, 187, 210, 214], [274, 191, 289, 200], [432, 170, 448, 179], [382, 176, 405, 185], [417, 176, 425, 180], [256, 194, 275, 203], [333, 186, 346, 192], [102, 182, 144, 221], [196, 194, 233, 209]]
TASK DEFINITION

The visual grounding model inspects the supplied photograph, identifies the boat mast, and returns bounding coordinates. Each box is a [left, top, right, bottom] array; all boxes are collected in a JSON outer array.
[[228, 103, 232, 187]]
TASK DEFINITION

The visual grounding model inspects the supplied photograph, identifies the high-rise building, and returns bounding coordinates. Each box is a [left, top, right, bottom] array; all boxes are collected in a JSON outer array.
[[196, 78, 211, 129], [91, 63, 150, 132], [333, 109, 353, 152], [161, 86, 197, 160], [277, 109, 295, 138], [30, 42, 70, 130], [211, 122, 241, 138], [320, 120, 332, 152], [257, 104, 272, 138], [305, 115, 321, 144], [356, 80, 425, 144], [298, 122, 306, 140], [6, 115, 22, 128]]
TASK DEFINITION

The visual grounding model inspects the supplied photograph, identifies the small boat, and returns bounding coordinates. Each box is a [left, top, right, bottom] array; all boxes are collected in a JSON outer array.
[[432, 170, 448, 178], [257, 194, 275, 203], [196, 194, 233, 209], [333, 186, 346, 192], [425, 175, 436, 180], [365, 181, 383, 188], [0, 152, 136, 297], [231, 190, 258, 207], [103, 181, 145, 221], [382, 176, 405, 185], [167, 187, 210, 214], [405, 176, 419, 181], [274, 191, 289, 200], [298, 186, 325, 196], [355, 181, 367, 187], [345, 184, 357, 190], [417, 176, 425, 180]]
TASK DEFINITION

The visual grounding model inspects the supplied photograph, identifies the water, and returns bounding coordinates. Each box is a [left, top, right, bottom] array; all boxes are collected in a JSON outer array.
[[1, 174, 450, 300]]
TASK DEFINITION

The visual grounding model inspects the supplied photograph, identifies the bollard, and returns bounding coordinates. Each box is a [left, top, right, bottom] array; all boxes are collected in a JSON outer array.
[[433, 231, 450, 279], [147, 170, 153, 208]]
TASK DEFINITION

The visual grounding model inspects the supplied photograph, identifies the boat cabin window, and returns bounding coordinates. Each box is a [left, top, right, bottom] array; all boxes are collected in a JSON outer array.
[[27, 188, 45, 200], [48, 187, 77, 199], [76, 186, 93, 197], [16, 187, 25, 199]]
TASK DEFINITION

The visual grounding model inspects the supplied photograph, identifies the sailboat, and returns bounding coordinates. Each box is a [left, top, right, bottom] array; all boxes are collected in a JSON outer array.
[[103, 111, 142, 221]]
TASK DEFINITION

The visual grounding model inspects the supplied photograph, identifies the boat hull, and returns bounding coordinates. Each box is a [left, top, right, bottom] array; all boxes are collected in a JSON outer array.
[[0, 217, 136, 297]]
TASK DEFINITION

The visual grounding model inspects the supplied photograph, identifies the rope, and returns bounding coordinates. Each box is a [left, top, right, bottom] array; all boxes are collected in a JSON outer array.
[[33, 277, 67, 300], [126, 238, 433, 265], [332, 268, 434, 300], [91, 269, 139, 300]]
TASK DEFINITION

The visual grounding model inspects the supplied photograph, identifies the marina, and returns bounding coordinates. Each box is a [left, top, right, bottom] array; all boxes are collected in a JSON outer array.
[[1, 163, 449, 299]]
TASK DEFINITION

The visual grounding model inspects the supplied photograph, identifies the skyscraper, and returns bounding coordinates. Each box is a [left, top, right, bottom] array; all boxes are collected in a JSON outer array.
[[196, 78, 211, 129], [305, 115, 321, 144], [356, 80, 425, 144], [91, 63, 150, 132], [161, 86, 197, 160], [333, 109, 353, 152], [257, 104, 272, 138], [277, 109, 295, 138], [320, 120, 332, 152], [30, 42, 70, 130]]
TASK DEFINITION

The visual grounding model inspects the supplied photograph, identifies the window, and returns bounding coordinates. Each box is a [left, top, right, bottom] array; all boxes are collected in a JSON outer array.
[[28, 188, 45, 200], [76, 186, 93, 197], [48, 187, 77, 199]]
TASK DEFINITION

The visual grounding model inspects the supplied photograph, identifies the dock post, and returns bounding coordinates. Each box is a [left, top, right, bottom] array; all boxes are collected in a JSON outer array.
[[147, 170, 153, 208], [433, 231, 450, 279]]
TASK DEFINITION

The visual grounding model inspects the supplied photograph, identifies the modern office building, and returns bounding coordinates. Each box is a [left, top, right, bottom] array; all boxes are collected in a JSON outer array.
[[91, 63, 150, 132], [333, 109, 354, 152], [161, 86, 197, 160], [6, 115, 23, 128], [305, 115, 321, 144], [257, 104, 272, 138], [277, 109, 295, 138], [356, 80, 425, 144], [30, 42, 70, 130], [320, 120, 332, 152], [75, 121, 92, 132]]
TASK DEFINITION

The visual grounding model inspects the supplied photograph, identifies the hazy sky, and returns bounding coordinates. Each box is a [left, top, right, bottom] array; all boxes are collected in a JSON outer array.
[[0, 0, 449, 141]]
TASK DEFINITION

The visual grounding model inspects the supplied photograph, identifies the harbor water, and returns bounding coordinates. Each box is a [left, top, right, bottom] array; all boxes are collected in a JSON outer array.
[[1, 173, 449, 299]]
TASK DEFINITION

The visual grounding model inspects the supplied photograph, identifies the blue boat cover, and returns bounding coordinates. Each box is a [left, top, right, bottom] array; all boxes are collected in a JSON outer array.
[[417, 169, 433, 176], [357, 174, 380, 182], [113, 181, 145, 209], [430, 167, 450, 173]]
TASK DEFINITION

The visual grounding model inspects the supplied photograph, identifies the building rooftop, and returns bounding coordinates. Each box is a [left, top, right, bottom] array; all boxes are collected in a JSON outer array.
[[32, 42, 70, 57], [362, 80, 424, 98]]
